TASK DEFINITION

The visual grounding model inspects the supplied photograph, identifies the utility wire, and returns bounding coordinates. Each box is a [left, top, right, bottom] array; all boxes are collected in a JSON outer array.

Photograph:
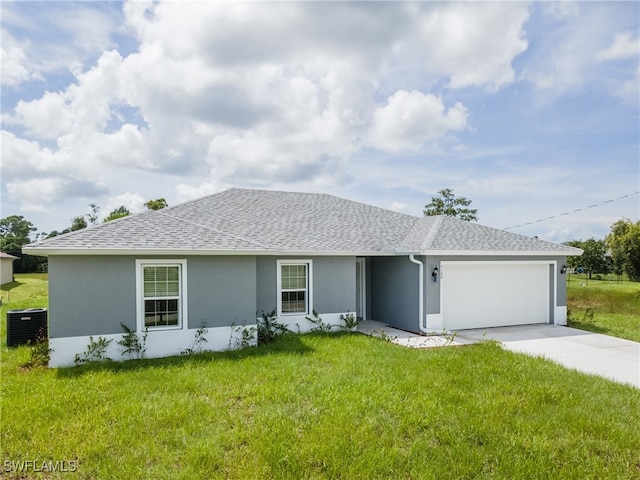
[[503, 191, 640, 230]]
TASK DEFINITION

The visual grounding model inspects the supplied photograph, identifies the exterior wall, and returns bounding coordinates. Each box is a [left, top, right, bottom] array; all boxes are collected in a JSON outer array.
[[1, 258, 15, 285], [256, 256, 356, 331], [185, 256, 256, 329], [364, 257, 372, 320], [49, 255, 257, 338], [49, 256, 136, 338], [47, 255, 258, 367], [48, 254, 355, 366], [370, 256, 420, 332], [367, 255, 568, 335]]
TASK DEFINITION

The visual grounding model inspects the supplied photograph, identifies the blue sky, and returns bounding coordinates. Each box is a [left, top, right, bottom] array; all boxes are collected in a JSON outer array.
[[1, 1, 638, 242]]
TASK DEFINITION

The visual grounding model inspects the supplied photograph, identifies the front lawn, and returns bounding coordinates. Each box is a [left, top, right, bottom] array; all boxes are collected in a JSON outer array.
[[2, 275, 640, 479], [567, 275, 640, 342]]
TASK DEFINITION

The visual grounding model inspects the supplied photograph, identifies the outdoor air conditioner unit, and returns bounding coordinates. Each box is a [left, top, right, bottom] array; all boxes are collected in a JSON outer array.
[[6, 308, 47, 347]]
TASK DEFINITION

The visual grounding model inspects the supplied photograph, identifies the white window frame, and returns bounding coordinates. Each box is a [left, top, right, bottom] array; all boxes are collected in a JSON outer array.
[[277, 259, 313, 316], [135, 259, 188, 332]]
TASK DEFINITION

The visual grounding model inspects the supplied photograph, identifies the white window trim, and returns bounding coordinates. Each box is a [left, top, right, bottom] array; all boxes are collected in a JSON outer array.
[[277, 259, 313, 316], [135, 259, 188, 332]]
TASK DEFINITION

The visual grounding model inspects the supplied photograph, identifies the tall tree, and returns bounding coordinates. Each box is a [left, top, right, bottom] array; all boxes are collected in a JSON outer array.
[[0, 215, 36, 252], [423, 188, 478, 221], [0, 215, 44, 272], [607, 218, 640, 281], [575, 238, 609, 279], [87, 203, 100, 226], [103, 206, 130, 222], [145, 198, 168, 210], [70, 216, 87, 231], [565, 240, 584, 271]]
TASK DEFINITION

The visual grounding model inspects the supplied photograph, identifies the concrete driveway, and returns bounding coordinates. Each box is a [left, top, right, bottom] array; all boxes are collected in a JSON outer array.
[[454, 324, 640, 388]]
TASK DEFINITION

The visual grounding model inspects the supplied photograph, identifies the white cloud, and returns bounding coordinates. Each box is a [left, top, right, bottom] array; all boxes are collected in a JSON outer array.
[[524, 4, 639, 103], [369, 90, 468, 153], [0, 29, 42, 86], [9, 50, 124, 139], [596, 31, 640, 62], [6, 178, 66, 211], [416, 3, 529, 90], [0, 2, 121, 87], [6, 177, 107, 213], [1, 0, 636, 242]]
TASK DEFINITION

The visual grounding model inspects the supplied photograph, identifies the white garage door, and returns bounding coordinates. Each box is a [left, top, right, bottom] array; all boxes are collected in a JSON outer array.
[[441, 262, 550, 330]]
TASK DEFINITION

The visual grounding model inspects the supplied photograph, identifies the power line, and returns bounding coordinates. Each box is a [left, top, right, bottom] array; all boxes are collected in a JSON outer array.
[[503, 191, 640, 230]]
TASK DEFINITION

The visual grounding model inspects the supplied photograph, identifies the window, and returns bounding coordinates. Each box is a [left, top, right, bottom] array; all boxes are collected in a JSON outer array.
[[277, 260, 312, 315], [136, 260, 187, 330]]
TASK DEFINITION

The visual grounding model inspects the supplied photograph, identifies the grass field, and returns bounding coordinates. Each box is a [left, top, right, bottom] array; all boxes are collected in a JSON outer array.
[[566, 275, 640, 342], [2, 274, 640, 479]]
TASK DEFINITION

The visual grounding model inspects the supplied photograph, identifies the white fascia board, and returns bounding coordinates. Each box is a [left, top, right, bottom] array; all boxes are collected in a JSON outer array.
[[416, 249, 583, 257], [22, 247, 398, 257], [24, 246, 584, 257]]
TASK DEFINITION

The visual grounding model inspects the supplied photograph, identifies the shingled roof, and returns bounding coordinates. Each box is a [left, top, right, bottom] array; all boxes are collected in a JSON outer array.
[[24, 188, 581, 256]]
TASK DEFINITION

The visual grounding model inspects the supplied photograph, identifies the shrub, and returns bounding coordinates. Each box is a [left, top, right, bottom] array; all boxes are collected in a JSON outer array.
[[257, 310, 288, 344], [117, 323, 148, 359], [74, 336, 112, 365]]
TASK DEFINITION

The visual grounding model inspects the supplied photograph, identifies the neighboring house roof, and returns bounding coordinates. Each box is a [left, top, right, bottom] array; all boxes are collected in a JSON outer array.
[[0, 252, 19, 260], [23, 188, 582, 257]]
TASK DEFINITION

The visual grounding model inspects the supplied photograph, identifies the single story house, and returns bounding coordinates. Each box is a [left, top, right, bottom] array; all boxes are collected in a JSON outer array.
[[0, 252, 18, 285], [24, 188, 582, 367]]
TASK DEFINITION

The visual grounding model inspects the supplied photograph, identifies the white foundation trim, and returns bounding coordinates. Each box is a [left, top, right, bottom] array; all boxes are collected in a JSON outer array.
[[555, 306, 567, 326], [425, 313, 444, 333], [258, 312, 352, 333], [49, 325, 257, 368]]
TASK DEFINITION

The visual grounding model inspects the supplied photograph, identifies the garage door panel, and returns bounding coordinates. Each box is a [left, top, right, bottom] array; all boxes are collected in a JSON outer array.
[[442, 262, 550, 330]]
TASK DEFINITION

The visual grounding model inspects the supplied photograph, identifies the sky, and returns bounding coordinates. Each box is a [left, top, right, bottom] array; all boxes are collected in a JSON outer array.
[[1, 1, 639, 243]]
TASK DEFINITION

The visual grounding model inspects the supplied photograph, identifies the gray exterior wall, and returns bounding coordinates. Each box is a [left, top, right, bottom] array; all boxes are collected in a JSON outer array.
[[368, 255, 568, 333], [48, 252, 567, 339], [49, 256, 136, 338], [48, 255, 257, 338], [370, 256, 420, 332], [256, 256, 356, 315], [186, 256, 256, 329], [51, 254, 355, 339], [364, 257, 372, 319]]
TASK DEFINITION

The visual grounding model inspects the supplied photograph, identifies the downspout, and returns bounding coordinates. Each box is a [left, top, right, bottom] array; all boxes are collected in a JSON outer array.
[[408, 255, 428, 334]]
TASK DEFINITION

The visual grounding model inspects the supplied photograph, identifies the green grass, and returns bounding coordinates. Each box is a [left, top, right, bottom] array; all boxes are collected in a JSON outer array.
[[567, 275, 640, 342], [2, 275, 640, 479]]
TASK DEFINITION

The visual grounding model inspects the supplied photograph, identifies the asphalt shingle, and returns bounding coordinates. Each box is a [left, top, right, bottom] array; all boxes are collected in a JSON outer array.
[[24, 188, 581, 255]]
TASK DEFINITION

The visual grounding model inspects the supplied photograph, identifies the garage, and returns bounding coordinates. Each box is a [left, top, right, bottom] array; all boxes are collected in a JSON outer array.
[[441, 261, 552, 330]]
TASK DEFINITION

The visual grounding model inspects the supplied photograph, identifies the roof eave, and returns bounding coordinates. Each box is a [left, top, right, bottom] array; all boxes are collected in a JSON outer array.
[[414, 249, 584, 257], [24, 246, 584, 257], [22, 246, 401, 257]]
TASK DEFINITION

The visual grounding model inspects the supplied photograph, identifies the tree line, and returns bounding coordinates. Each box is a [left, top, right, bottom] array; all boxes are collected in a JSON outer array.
[[565, 219, 640, 281], [0, 198, 167, 273]]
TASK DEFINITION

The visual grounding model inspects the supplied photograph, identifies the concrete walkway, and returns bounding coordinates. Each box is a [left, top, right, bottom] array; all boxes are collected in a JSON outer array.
[[356, 321, 640, 388], [356, 320, 463, 348]]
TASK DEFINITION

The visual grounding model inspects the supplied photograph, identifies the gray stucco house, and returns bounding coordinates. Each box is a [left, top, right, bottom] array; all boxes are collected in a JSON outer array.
[[24, 188, 582, 367]]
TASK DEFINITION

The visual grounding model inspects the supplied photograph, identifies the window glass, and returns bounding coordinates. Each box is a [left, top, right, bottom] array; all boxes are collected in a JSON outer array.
[[280, 262, 309, 314], [141, 264, 182, 328]]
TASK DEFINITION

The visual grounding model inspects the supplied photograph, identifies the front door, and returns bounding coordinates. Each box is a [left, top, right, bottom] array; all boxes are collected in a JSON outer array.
[[356, 258, 366, 321]]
